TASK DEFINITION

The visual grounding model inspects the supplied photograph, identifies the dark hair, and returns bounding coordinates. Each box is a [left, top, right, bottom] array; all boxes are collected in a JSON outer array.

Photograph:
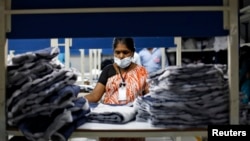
[[112, 37, 135, 52]]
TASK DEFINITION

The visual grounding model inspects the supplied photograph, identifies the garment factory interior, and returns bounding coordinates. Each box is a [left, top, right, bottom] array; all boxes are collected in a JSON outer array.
[[1, 0, 250, 141]]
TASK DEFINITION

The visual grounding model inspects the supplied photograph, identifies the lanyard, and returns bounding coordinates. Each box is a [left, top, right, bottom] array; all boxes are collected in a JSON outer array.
[[118, 67, 125, 82], [118, 67, 127, 87]]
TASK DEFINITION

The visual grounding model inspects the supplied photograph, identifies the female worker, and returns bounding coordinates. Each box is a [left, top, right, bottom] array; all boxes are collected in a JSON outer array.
[[85, 37, 149, 141]]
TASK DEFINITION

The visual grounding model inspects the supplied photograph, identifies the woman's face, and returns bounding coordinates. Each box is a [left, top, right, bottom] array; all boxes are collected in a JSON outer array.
[[114, 43, 133, 59]]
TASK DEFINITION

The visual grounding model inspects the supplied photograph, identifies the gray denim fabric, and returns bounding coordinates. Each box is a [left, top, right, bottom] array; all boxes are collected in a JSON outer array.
[[136, 64, 229, 128]]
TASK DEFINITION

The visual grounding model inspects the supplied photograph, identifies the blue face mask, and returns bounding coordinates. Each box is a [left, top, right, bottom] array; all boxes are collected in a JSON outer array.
[[114, 57, 132, 68]]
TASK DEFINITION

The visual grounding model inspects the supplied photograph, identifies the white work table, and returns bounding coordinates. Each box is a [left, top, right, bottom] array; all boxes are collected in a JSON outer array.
[[7, 121, 207, 138], [73, 121, 207, 137]]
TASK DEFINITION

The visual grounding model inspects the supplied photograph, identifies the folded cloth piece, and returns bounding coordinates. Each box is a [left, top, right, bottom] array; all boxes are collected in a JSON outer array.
[[7, 69, 77, 112], [51, 109, 90, 141], [7, 59, 61, 75], [7, 61, 54, 87], [19, 109, 73, 141], [7, 80, 72, 118], [11, 52, 37, 65], [12, 47, 59, 65], [87, 103, 137, 124], [34, 47, 60, 60], [8, 85, 81, 125], [135, 109, 151, 122], [18, 97, 90, 141]]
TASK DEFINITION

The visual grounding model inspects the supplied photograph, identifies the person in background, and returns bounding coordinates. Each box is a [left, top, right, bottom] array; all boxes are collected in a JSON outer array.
[[58, 53, 65, 64], [56, 52, 72, 67], [132, 51, 141, 65], [139, 47, 169, 74], [84, 37, 149, 141]]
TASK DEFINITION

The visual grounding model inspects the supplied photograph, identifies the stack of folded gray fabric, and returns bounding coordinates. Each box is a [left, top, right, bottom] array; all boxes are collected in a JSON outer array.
[[7, 47, 90, 141], [135, 64, 229, 129]]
